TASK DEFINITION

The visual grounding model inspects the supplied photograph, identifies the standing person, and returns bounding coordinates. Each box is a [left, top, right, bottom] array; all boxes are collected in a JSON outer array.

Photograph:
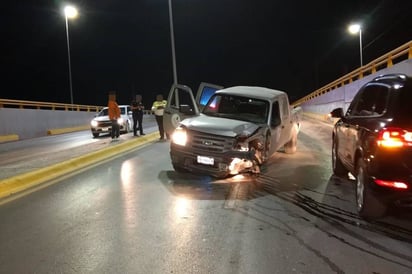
[[131, 94, 145, 136], [151, 94, 167, 140], [108, 91, 121, 140]]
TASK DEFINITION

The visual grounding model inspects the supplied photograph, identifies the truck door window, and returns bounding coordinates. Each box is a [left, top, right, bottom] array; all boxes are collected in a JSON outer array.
[[170, 88, 196, 112], [271, 101, 281, 127]]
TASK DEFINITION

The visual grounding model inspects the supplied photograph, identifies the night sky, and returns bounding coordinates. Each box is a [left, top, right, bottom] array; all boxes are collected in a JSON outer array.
[[2, 0, 412, 108]]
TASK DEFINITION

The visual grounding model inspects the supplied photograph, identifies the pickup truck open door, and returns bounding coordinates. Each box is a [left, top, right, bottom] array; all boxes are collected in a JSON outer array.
[[163, 82, 223, 138], [163, 84, 200, 138]]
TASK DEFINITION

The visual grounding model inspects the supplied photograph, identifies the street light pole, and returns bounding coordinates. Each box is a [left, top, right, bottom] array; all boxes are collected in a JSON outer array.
[[168, 0, 178, 85], [64, 6, 78, 105], [348, 23, 363, 67], [358, 28, 363, 67]]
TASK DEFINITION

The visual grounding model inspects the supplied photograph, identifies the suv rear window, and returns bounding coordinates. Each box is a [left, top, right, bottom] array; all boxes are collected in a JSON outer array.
[[350, 84, 389, 117], [396, 85, 412, 123]]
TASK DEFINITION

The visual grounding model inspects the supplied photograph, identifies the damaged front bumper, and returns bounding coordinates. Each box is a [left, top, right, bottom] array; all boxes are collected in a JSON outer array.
[[170, 145, 259, 178]]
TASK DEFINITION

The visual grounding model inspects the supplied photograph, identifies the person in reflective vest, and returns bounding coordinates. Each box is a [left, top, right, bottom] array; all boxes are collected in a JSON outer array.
[[151, 94, 167, 140]]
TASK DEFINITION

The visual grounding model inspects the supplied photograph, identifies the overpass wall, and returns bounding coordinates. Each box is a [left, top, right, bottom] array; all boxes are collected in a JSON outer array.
[[300, 59, 412, 114], [0, 108, 96, 140]]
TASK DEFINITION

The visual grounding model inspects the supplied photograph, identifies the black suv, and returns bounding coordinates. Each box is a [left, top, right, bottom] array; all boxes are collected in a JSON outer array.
[[330, 73, 412, 219]]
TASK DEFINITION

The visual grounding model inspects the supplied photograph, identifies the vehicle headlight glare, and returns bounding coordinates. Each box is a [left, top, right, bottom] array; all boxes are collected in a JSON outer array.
[[91, 120, 98, 127], [172, 128, 187, 146], [117, 117, 124, 125]]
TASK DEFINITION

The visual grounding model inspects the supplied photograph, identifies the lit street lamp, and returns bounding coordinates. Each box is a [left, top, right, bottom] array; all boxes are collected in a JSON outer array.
[[168, 0, 178, 85], [348, 23, 363, 67], [64, 5, 78, 105]]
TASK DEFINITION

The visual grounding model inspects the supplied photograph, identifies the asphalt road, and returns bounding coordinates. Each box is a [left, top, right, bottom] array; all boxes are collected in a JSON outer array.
[[0, 118, 411, 273]]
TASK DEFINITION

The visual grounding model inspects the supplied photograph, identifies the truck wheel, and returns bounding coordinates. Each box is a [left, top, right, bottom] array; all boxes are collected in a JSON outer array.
[[262, 133, 271, 162], [356, 158, 387, 219], [284, 130, 297, 154], [92, 132, 99, 138], [332, 138, 347, 177]]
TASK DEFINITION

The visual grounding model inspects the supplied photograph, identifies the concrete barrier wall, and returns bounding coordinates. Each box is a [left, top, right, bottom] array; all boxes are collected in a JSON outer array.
[[0, 108, 97, 140], [301, 59, 412, 114]]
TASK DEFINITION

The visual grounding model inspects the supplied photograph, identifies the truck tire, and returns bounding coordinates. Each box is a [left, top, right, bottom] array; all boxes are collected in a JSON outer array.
[[172, 163, 188, 173], [332, 138, 348, 177], [261, 132, 271, 163], [356, 158, 387, 219], [284, 128, 297, 154]]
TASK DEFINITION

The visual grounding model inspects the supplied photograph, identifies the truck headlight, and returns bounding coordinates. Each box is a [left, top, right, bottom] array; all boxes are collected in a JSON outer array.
[[172, 127, 187, 146], [91, 120, 98, 127], [117, 117, 124, 125]]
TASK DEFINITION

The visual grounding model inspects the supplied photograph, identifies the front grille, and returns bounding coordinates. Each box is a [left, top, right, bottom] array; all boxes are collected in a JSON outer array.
[[189, 130, 235, 152], [97, 121, 112, 127]]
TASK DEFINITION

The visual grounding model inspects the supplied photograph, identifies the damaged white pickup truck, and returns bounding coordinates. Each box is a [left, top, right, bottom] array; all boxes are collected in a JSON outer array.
[[163, 84, 301, 178]]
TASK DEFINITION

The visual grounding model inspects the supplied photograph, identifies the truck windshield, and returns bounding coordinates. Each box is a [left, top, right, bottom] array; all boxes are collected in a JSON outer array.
[[203, 94, 268, 124]]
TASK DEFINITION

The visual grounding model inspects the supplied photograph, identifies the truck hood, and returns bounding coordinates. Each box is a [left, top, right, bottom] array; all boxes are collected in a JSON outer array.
[[180, 114, 259, 137]]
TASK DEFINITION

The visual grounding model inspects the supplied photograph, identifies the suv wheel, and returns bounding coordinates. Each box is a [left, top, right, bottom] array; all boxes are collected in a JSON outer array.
[[332, 138, 347, 177], [92, 132, 99, 138], [356, 158, 387, 219]]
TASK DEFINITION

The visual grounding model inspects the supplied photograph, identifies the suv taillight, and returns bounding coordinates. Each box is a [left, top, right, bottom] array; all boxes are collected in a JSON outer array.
[[377, 128, 412, 148], [374, 179, 408, 189]]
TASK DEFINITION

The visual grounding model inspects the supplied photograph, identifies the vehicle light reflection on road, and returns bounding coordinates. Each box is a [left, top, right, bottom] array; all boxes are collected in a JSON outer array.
[[120, 160, 134, 185], [174, 196, 191, 219], [120, 160, 139, 234], [232, 174, 246, 181]]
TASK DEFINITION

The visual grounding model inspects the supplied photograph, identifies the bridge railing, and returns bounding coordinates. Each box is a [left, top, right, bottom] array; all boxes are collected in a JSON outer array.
[[0, 99, 156, 114], [0, 99, 103, 112], [292, 40, 412, 106]]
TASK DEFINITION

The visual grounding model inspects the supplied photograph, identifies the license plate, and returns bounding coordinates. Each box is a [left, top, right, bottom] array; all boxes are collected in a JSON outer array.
[[197, 156, 214, 165], [102, 127, 109, 131]]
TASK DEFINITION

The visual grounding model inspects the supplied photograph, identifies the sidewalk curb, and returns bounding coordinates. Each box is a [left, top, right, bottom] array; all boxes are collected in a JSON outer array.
[[47, 125, 90, 135]]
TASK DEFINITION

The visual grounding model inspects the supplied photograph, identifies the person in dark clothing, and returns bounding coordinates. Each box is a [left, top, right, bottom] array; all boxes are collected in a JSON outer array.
[[108, 91, 121, 140], [131, 94, 145, 136]]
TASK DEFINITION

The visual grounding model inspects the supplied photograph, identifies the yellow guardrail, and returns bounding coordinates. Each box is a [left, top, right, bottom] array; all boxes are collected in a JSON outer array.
[[0, 99, 155, 114], [0, 99, 104, 112], [0, 134, 19, 143], [292, 40, 412, 106]]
